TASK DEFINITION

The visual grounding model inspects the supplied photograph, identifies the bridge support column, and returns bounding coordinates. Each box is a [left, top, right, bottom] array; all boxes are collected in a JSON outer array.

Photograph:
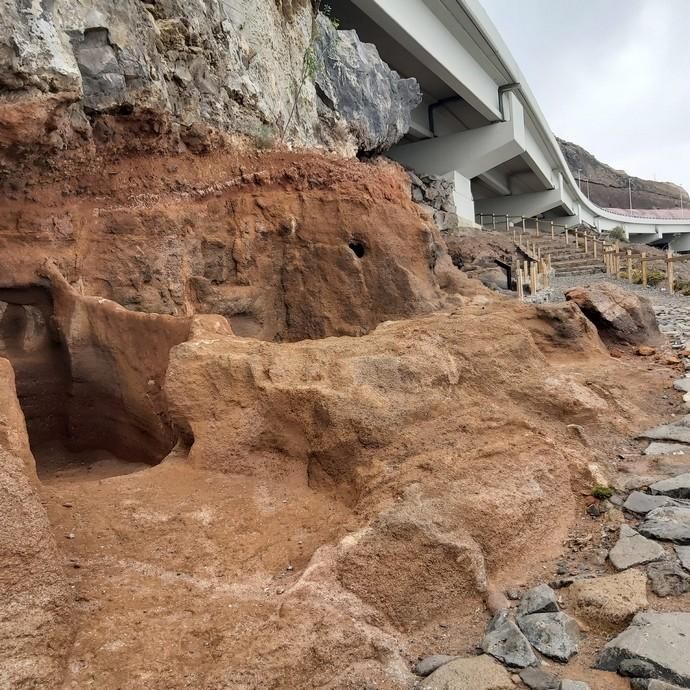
[[389, 93, 526, 223], [442, 171, 474, 223]]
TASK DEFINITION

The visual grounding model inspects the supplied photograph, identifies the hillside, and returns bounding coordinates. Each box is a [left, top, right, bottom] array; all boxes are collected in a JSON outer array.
[[558, 137, 689, 210]]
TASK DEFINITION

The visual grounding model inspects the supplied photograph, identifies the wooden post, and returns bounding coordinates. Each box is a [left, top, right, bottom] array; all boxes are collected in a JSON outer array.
[[551, 221, 555, 239], [505, 215, 510, 233], [531, 261, 537, 294], [565, 226, 569, 244], [517, 268, 524, 300], [492, 213, 496, 230], [614, 242, 619, 276], [593, 239, 598, 259], [575, 231, 580, 249], [667, 249, 674, 294], [535, 218, 540, 235], [523, 259, 529, 277], [641, 252, 647, 287], [627, 249, 633, 282], [584, 233, 588, 254], [522, 216, 526, 235]]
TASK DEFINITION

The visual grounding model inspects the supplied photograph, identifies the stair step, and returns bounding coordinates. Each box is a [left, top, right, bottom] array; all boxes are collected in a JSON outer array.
[[555, 267, 607, 276], [550, 258, 606, 268]]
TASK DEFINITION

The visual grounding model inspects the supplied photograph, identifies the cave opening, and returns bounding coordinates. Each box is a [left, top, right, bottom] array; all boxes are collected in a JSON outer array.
[[348, 240, 366, 258], [0, 287, 159, 481]]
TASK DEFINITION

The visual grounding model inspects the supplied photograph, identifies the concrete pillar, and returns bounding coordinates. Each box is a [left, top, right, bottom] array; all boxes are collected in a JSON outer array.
[[441, 171, 474, 224]]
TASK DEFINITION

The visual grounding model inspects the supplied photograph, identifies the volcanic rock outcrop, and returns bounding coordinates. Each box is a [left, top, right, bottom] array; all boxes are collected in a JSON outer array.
[[0, 0, 420, 167]]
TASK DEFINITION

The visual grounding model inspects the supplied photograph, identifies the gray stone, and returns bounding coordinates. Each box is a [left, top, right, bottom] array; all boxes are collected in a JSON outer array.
[[644, 442, 690, 457], [597, 612, 690, 686], [646, 681, 690, 690], [639, 507, 690, 544], [624, 491, 676, 515], [620, 658, 658, 677], [481, 612, 537, 668], [650, 473, 690, 499], [519, 667, 559, 690], [675, 544, 690, 571], [608, 524, 665, 570], [518, 584, 559, 616], [560, 682, 591, 690], [517, 612, 580, 662], [414, 654, 457, 677], [673, 378, 690, 393], [314, 14, 422, 153], [647, 561, 690, 597], [638, 424, 690, 445]]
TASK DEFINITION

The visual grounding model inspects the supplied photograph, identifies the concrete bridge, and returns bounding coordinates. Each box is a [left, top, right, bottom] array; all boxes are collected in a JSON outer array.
[[329, 0, 690, 250]]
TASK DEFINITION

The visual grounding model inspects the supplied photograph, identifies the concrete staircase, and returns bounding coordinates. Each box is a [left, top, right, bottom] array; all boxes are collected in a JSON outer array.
[[526, 235, 606, 277]]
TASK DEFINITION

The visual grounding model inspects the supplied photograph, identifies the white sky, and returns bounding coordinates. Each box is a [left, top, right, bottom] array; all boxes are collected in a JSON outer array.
[[480, 0, 690, 192]]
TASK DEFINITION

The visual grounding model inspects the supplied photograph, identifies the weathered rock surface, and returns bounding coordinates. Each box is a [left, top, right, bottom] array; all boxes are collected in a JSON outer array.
[[415, 655, 458, 677], [650, 473, 690, 499], [569, 569, 648, 628], [647, 561, 690, 597], [1, 151, 469, 342], [481, 610, 537, 668], [313, 14, 421, 154], [519, 667, 560, 689], [638, 681, 690, 690], [675, 545, 690, 571], [564, 282, 663, 347], [639, 424, 690, 445], [0, 1, 420, 161], [609, 524, 665, 570], [644, 442, 690, 457], [423, 655, 514, 690], [560, 681, 591, 690], [0, 359, 73, 688], [597, 612, 690, 687], [518, 584, 559, 616], [624, 491, 678, 515], [163, 305, 611, 635], [673, 378, 690, 394], [517, 612, 580, 662], [639, 507, 690, 544]]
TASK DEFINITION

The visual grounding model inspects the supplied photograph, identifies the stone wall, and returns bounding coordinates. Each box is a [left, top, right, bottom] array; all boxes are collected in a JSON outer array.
[[408, 170, 460, 232]]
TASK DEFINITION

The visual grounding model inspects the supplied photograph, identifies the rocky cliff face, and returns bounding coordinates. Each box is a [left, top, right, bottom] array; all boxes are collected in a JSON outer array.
[[0, 0, 419, 166], [558, 138, 689, 210], [3, 3, 688, 689]]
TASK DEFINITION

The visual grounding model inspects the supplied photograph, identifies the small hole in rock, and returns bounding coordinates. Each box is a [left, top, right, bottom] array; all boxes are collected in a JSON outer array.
[[348, 241, 365, 258]]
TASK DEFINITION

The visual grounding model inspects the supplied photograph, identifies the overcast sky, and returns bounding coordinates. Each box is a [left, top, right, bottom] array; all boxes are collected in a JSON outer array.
[[480, 0, 690, 192]]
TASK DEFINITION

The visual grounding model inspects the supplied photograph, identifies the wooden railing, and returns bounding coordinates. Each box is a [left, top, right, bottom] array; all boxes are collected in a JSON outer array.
[[475, 212, 609, 299], [603, 247, 690, 295]]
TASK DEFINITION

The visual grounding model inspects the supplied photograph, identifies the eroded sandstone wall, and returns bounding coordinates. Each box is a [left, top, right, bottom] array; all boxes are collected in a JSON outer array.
[[0, 359, 73, 688], [1, 151, 468, 342]]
